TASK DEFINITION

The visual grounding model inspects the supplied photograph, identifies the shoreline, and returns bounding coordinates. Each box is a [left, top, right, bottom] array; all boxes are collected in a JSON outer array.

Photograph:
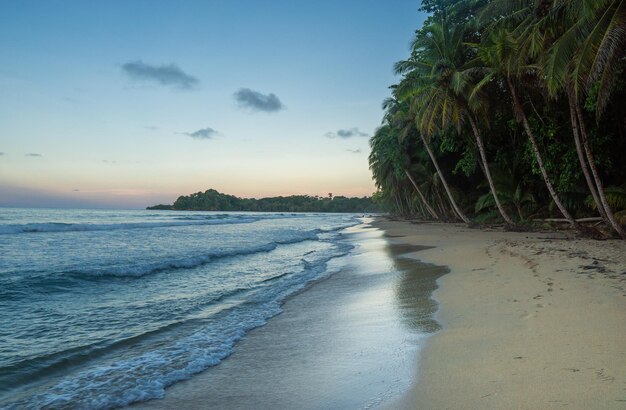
[[133, 221, 444, 409], [374, 219, 626, 409]]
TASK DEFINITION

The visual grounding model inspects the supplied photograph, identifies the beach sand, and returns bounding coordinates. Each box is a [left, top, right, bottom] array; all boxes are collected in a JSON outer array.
[[377, 220, 626, 409]]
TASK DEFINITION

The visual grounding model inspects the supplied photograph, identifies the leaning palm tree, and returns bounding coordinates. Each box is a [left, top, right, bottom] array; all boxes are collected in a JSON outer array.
[[480, 0, 625, 236], [369, 124, 436, 219], [545, 0, 626, 117], [470, 26, 580, 229], [404, 168, 440, 220], [543, 0, 626, 238], [394, 19, 516, 225], [369, 120, 439, 219], [386, 96, 472, 223]]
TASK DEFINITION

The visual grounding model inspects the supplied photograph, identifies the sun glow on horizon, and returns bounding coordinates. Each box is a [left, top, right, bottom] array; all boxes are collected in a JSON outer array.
[[0, 1, 425, 208]]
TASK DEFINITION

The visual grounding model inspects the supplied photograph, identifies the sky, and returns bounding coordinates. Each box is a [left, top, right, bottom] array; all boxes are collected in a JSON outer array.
[[0, 0, 427, 208]]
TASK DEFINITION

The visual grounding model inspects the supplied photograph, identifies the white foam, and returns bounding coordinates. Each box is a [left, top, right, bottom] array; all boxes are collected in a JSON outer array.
[[0, 217, 259, 235], [6, 244, 353, 410]]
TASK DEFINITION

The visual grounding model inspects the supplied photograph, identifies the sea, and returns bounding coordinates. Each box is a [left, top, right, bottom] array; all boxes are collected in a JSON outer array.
[[0, 209, 363, 409]]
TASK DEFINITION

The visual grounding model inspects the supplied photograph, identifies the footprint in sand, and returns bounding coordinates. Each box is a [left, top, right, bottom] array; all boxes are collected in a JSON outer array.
[[595, 368, 615, 383], [563, 368, 580, 372]]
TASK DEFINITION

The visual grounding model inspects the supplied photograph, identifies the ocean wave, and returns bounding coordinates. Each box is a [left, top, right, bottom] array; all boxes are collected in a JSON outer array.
[[1, 248, 350, 410], [0, 316, 209, 393], [71, 243, 278, 278], [73, 229, 322, 278], [0, 251, 230, 299], [319, 223, 356, 232], [0, 217, 259, 235], [171, 214, 232, 220], [0, 229, 326, 301]]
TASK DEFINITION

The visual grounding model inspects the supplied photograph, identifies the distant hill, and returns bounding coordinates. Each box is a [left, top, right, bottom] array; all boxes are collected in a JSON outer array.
[[147, 189, 382, 213]]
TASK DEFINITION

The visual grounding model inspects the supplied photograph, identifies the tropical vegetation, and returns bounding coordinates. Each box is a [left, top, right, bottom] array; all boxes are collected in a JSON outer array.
[[148, 189, 382, 213], [369, 0, 626, 238]]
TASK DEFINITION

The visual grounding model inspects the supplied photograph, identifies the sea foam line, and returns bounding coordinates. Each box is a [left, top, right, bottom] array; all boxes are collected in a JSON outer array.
[[71, 229, 324, 278], [0, 217, 259, 235]]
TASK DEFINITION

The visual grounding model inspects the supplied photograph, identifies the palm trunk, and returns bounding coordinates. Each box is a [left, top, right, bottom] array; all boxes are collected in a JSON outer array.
[[436, 191, 448, 218], [433, 189, 445, 217], [467, 114, 515, 225], [405, 169, 439, 220], [567, 86, 606, 221], [574, 99, 626, 239], [419, 133, 471, 224], [414, 197, 426, 217], [507, 78, 579, 228]]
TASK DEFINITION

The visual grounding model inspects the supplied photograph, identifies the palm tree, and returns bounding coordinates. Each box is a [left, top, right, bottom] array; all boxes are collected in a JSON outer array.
[[544, 0, 626, 237], [480, 0, 625, 236], [368, 126, 404, 215], [368, 0, 624, 234], [385, 96, 472, 223], [545, 0, 626, 117], [394, 19, 517, 225], [369, 124, 436, 219], [404, 169, 440, 220], [470, 26, 580, 228], [474, 158, 538, 221]]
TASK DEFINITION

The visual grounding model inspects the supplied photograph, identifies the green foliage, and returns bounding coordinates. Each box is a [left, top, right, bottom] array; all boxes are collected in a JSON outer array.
[[148, 189, 382, 213], [473, 159, 538, 220], [475, 192, 496, 214], [472, 208, 500, 224], [585, 187, 626, 212], [368, 0, 626, 227], [453, 148, 478, 176]]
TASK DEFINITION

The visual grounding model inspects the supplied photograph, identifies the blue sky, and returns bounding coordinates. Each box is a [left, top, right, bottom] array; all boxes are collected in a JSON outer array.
[[0, 0, 427, 208]]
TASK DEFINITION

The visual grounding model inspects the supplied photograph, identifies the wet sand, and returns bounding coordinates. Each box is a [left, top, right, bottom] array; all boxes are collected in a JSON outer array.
[[134, 222, 447, 409], [377, 220, 626, 410]]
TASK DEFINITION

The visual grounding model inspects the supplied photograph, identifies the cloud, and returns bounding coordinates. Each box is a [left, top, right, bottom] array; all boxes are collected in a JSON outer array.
[[234, 88, 284, 112], [325, 127, 369, 139], [346, 148, 362, 154], [144, 126, 159, 131], [25, 153, 42, 157], [181, 127, 218, 140], [102, 160, 118, 164], [0, 152, 4, 156], [122, 60, 199, 89]]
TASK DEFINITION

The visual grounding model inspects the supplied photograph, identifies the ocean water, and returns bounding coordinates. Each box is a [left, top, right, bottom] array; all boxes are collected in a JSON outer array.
[[0, 208, 362, 409]]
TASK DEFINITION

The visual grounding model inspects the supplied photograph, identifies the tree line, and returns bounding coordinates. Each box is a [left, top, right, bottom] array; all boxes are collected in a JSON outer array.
[[369, 0, 626, 238], [147, 189, 382, 213]]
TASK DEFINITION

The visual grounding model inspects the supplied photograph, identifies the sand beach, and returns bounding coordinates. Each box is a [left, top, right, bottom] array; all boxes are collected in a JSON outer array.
[[377, 219, 626, 409]]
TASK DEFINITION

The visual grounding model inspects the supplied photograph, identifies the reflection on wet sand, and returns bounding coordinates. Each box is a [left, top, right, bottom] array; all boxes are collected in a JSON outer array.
[[135, 223, 448, 410]]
